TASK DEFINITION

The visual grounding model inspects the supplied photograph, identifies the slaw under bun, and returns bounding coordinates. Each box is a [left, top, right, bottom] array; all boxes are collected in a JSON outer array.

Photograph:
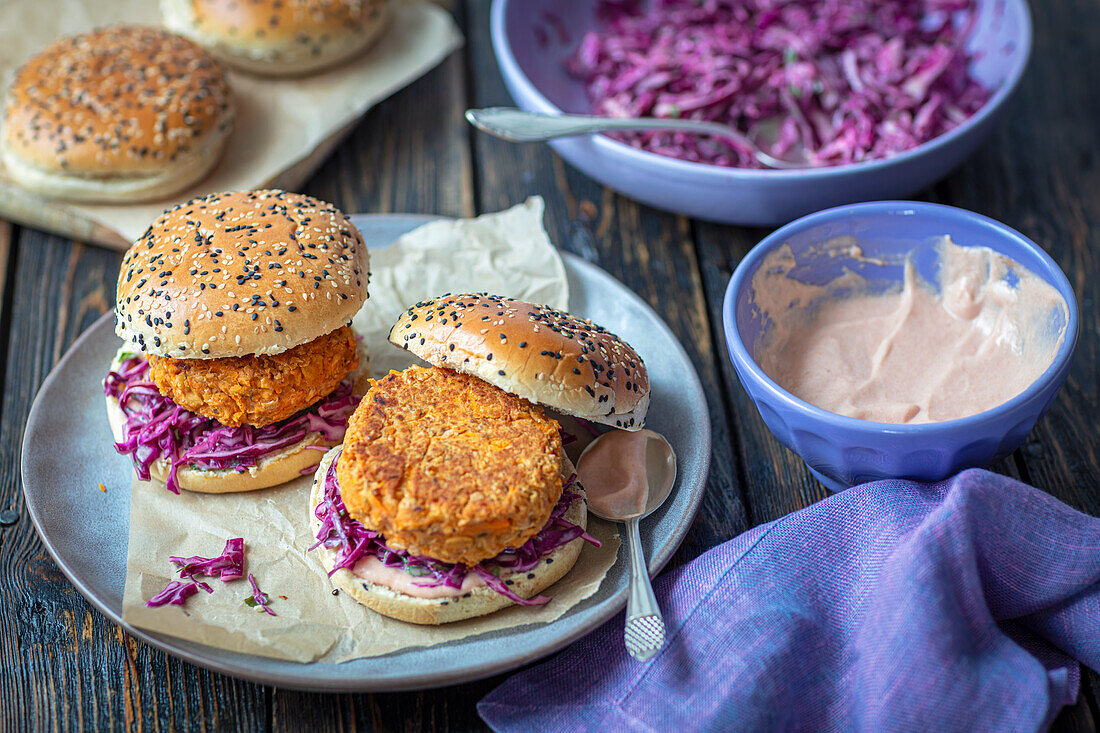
[[308, 447, 588, 625], [389, 293, 650, 430], [2, 26, 233, 203], [106, 341, 371, 493], [161, 0, 392, 76], [115, 189, 369, 359]]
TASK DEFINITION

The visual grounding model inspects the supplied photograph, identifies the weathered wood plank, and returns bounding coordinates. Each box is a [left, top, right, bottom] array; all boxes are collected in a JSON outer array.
[[0, 221, 13, 329], [273, 677, 501, 733], [302, 41, 474, 220], [1053, 690, 1098, 733], [0, 229, 268, 730]]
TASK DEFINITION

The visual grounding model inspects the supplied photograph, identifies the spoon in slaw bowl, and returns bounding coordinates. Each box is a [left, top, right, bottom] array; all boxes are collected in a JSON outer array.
[[466, 107, 808, 170]]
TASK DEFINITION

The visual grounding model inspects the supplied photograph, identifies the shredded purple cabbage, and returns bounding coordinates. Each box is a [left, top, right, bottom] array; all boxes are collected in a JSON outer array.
[[146, 579, 212, 608], [574, 416, 602, 438], [310, 453, 601, 607], [567, 0, 991, 168], [471, 563, 548, 607], [147, 538, 244, 609], [169, 537, 245, 582], [104, 354, 361, 494], [246, 573, 277, 616]]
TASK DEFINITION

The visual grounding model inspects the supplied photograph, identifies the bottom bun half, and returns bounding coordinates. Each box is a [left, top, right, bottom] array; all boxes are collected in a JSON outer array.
[[309, 447, 588, 625], [2, 129, 230, 204], [106, 339, 370, 494]]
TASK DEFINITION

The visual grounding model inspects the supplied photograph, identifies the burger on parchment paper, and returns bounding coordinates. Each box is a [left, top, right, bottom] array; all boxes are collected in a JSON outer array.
[[309, 293, 650, 624], [162, 0, 393, 76], [105, 189, 371, 494], [1, 26, 234, 203]]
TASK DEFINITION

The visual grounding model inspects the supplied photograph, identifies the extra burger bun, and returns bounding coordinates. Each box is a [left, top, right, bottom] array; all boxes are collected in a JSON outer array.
[[161, 0, 392, 76], [389, 293, 650, 430], [115, 189, 369, 359], [309, 447, 589, 624], [106, 341, 370, 493], [1, 26, 233, 203]]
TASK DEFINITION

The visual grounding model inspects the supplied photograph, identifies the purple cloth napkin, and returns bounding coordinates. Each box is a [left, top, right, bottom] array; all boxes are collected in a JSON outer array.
[[478, 469, 1100, 732]]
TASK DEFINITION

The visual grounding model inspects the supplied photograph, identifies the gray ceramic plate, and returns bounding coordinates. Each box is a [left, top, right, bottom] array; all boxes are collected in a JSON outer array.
[[21, 214, 710, 692]]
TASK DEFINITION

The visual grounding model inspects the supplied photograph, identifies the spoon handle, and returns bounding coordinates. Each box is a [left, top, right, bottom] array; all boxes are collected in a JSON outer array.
[[623, 517, 665, 661], [466, 107, 735, 142], [464, 107, 800, 170]]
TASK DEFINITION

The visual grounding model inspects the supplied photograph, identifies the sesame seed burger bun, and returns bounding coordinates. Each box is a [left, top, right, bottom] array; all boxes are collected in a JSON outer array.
[[106, 342, 371, 493], [309, 447, 589, 625], [161, 0, 392, 76], [116, 189, 369, 359], [389, 294, 650, 431], [1, 26, 233, 203]]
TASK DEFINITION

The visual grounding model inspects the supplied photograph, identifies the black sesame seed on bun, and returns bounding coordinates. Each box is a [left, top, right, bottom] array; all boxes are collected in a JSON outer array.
[[1, 26, 234, 203], [161, 0, 392, 76], [116, 189, 369, 359], [388, 293, 650, 430]]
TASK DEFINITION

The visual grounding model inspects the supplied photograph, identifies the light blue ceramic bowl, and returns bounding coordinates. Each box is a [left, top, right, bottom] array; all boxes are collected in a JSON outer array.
[[491, 0, 1032, 226], [723, 201, 1078, 491]]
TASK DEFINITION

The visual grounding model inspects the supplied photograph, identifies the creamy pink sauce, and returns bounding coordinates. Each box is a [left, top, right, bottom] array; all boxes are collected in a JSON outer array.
[[351, 556, 484, 599], [578, 429, 665, 518], [753, 236, 1068, 424]]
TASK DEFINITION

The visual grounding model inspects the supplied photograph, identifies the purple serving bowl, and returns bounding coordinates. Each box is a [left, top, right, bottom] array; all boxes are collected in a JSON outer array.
[[723, 201, 1078, 491], [491, 0, 1032, 226]]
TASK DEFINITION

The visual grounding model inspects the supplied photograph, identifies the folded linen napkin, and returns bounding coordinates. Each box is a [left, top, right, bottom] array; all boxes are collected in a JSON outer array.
[[479, 469, 1100, 732]]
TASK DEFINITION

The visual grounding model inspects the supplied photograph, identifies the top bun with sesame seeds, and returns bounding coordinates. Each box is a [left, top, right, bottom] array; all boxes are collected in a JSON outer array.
[[115, 189, 369, 359], [389, 293, 650, 431], [161, 0, 392, 77], [1, 26, 234, 203]]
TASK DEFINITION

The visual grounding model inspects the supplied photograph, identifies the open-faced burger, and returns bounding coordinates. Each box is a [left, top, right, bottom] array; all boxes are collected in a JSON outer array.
[[309, 293, 649, 624]]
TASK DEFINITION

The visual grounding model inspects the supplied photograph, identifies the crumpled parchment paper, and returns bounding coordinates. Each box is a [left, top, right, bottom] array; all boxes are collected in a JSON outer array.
[[120, 200, 620, 662]]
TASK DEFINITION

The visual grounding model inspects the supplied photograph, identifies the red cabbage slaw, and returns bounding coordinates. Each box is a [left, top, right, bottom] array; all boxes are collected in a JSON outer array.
[[567, 0, 991, 168], [169, 537, 245, 582], [558, 415, 601, 447], [310, 453, 601, 607], [147, 537, 245, 608], [104, 354, 361, 494], [146, 579, 210, 608], [246, 573, 277, 616]]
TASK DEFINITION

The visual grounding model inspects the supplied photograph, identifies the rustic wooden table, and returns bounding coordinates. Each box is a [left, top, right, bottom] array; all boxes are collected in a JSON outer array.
[[2, 1, 1098, 729]]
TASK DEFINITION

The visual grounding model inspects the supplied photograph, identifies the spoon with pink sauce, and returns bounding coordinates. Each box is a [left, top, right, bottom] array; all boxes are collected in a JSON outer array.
[[578, 428, 677, 661]]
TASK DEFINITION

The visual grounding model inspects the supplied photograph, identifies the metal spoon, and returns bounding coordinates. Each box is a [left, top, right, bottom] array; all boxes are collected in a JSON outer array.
[[578, 429, 678, 661], [465, 107, 807, 170]]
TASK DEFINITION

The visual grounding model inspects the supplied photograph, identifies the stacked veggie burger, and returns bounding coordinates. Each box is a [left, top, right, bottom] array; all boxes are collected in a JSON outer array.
[[309, 293, 649, 624], [105, 189, 371, 493]]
